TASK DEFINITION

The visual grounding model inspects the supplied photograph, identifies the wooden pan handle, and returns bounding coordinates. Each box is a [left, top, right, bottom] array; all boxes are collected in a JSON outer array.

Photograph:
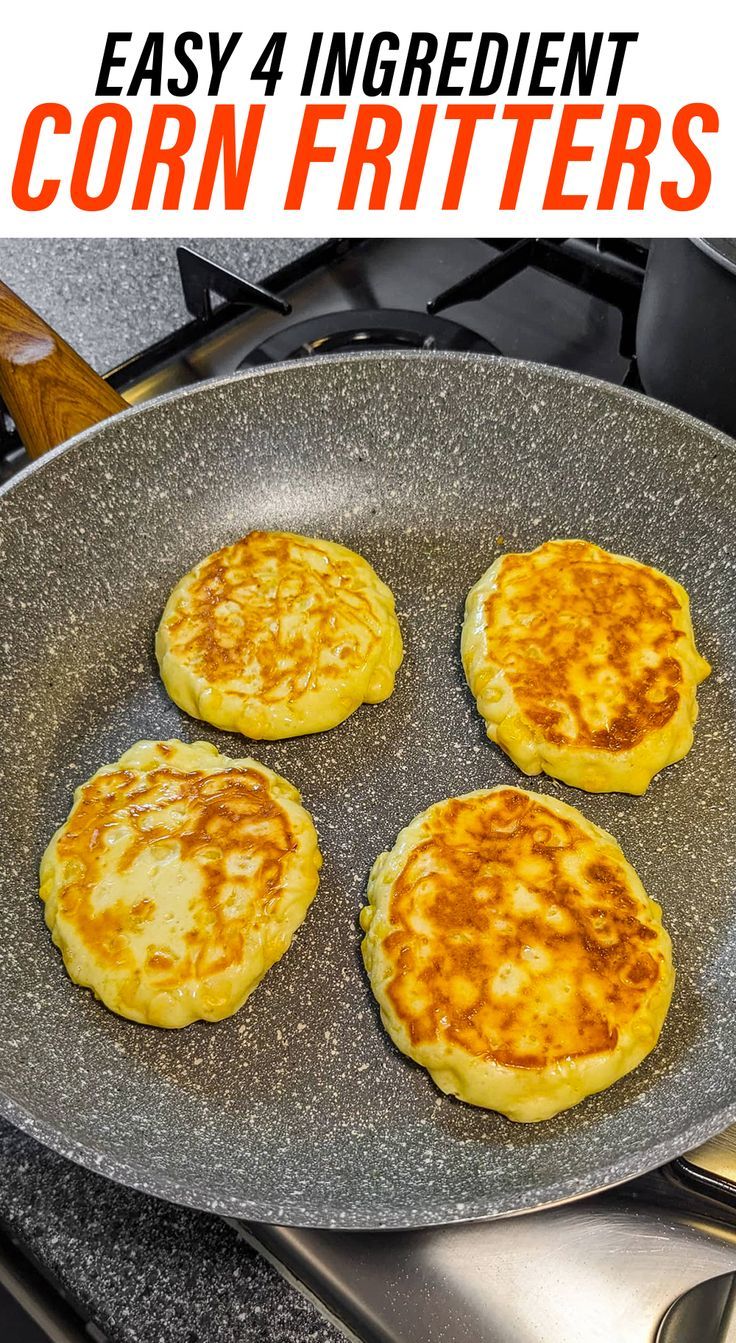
[[0, 280, 128, 460]]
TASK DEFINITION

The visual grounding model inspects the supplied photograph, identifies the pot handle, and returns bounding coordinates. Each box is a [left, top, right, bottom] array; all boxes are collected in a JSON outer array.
[[0, 279, 128, 460]]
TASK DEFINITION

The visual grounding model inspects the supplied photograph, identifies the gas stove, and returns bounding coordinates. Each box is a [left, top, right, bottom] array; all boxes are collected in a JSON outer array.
[[0, 237, 643, 480], [2, 238, 735, 1342]]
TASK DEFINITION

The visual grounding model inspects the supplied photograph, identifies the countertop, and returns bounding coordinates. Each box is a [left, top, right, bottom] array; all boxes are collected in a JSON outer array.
[[0, 236, 341, 1343], [0, 238, 319, 373], [0, 1123, 340, 1343]]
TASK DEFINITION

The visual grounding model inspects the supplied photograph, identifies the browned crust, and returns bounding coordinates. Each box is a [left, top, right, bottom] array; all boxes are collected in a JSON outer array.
[[54, 764, 296, 989], [384, 788, 666, 1070], [483, 541, 685, 752], [165, 531, 385, 700]]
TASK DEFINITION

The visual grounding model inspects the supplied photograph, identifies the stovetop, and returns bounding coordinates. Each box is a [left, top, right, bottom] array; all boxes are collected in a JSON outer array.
[[1, 237, 643, 481], [236, 1174, 736, 1343], [2, 236, 735, 1343]]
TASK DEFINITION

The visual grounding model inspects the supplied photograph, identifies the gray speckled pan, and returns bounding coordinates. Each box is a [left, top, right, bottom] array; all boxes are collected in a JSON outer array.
[[0, 351, 734, 1230]]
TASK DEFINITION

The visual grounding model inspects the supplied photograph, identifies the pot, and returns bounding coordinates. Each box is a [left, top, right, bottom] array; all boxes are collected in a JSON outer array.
[[636, 238, 736, 436]]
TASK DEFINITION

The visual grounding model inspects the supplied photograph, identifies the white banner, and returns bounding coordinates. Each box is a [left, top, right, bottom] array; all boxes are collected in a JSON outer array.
[[0, 0, 733, 235]]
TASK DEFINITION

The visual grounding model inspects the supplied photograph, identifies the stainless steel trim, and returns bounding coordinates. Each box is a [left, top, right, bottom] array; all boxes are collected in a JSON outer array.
[[236, 1195, 736, 1343], [684, 1125, 736, 1186]]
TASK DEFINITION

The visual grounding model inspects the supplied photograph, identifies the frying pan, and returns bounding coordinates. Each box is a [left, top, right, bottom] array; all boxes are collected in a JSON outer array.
[[0, 282, 735, 1231]]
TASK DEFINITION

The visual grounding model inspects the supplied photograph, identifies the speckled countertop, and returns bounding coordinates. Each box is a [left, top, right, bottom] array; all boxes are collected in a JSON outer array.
[[0, 237, 339, 1343], [0, 1124, 340, 1343], [0, 238, 319, 372]]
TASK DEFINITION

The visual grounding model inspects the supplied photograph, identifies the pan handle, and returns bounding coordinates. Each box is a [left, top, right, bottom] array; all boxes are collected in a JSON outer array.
[[0, 280, 128, 460]]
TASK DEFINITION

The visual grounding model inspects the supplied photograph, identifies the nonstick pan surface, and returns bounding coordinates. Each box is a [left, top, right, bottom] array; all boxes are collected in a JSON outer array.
[[0, 351, 734, 1230]]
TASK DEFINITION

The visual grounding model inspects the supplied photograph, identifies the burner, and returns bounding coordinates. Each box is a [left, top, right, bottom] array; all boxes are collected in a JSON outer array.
[[239, 308, 500, 367]]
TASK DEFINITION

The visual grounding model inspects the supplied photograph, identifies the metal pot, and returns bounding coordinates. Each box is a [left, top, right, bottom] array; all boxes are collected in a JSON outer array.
[[636, 238, 736, 436]]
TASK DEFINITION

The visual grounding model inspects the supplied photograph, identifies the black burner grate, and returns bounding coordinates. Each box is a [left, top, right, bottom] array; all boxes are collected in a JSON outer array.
[[240, 307, 500, 365], [0, 238, 647, 479], [427, 237, 646, 358]]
